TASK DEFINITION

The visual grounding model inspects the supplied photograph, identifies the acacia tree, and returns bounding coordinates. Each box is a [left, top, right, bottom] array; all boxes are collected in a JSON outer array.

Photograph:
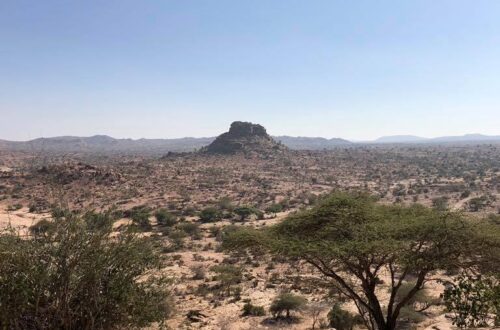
[[224, 193, 500, 330], [234, 206, 257, 221]]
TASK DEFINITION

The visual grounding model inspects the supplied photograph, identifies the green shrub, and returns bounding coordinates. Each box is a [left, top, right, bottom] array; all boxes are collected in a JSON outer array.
[[177, 222, 201, 239], [468, 196, 490, 212], [327, 304, 355, 330], [218, 196, 234, 211], [432, 196, 449, 211], [211, 264, 243, 296], [0, 211, 172, 329], [444, 274, 499, 328], [242, 299, 265, 316], [190, 265, 206, 280], [234, 206, 257, 221], [155, 208, 177, 226], [83, 211, 114, 231], [265, 203, 283, 216], [199, 207, 221, 223], [167, 230, 187, 251], [6, 203, 22, 212], [269, 292, 306, 318], [127, 206, 152, 230]]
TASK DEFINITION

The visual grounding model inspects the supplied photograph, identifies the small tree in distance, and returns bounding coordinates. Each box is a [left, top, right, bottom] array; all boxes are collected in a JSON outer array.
[[234, 206, 257, 221], [269, 292, 306, 319], [199, 207, 221, 223], [328, 304, 356, 330], [265, 203, 283, 217], [155, 208, 177, 226]]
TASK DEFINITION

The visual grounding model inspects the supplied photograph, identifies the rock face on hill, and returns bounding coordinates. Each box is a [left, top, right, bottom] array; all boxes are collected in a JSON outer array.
[[202, 121, 287, 155]]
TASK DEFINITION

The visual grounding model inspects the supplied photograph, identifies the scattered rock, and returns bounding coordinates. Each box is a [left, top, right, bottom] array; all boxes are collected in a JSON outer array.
[[186, 309, 208, 322]]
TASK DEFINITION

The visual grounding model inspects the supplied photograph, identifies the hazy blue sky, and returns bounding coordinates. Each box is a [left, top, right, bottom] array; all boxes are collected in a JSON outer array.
[[1, 0, 499, 141]]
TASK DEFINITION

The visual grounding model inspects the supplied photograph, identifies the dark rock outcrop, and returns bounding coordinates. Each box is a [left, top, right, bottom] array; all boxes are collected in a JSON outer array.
[[202, 121, 287, 155]]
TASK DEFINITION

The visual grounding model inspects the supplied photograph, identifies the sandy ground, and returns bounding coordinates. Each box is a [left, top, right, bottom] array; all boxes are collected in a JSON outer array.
[[0, 206, 48, 235]]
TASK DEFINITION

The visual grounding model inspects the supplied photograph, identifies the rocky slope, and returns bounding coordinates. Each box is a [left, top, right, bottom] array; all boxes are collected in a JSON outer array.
[[202, 121, 288, 155]]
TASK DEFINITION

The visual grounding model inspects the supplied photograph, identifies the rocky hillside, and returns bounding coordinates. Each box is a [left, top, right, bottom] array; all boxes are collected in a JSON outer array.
[[202, 121, 288, 155]]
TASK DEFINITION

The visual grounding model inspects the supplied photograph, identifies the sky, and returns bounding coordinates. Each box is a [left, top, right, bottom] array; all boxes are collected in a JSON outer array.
[[1, 0, 499, 141]]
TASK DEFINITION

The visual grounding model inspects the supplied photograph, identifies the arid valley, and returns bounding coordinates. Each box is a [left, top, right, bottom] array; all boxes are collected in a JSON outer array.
[[1, 122, 499, 329]]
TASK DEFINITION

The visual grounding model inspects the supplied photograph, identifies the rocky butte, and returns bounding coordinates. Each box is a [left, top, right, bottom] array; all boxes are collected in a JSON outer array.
[[202, 121, 288, 155]]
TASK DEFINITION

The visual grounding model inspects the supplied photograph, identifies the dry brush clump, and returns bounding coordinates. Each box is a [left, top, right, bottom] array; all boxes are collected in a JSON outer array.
[[0, 210, 173, 329]]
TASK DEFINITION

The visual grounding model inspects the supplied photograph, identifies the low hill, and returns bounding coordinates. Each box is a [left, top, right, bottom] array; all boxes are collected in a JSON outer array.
[[1, 131, 498, 154], [202, 121, 287, 155], [374, 135, 427, 143], [0, 135, 214, 154], [275, 136, 351, 150], [373, 134, 500, 144]]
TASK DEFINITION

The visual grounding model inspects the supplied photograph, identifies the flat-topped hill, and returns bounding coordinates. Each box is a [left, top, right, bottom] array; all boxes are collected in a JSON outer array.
[[202, 121, 287, 155]]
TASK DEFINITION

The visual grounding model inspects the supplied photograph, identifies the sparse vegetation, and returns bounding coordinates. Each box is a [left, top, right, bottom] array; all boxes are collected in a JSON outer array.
[[225, 192, 500, 330], [155, 208, 177, 226], [327, 304, 356, 330], [1, 141, 499, 329], [242, 299, 266, 316], [199, 207, 221, 223], [211, 264, 243, 297], [0, 211, 173, 329], [269, 292, 307, 319]]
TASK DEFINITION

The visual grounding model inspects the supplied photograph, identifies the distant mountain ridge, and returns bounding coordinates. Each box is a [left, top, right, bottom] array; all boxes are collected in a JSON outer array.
[[374, 135, 428, 143], [275, 136, 351, 149], [0, 131, 352, 154], [0, 135, 215, 153], [373, 133, 500, 144], [0, 132, 499, 154]]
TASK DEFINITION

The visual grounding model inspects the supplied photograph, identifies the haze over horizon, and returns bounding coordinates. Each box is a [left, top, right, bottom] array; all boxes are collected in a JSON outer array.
[[1, 1, 500, 141], [1, 129, 499, 143]]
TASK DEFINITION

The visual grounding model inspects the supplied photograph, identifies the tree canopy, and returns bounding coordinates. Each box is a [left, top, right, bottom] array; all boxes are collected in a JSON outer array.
[[224, 192, 500, 330]]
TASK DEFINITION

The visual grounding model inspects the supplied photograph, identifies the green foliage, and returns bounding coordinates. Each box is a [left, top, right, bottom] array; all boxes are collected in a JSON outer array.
[[242, 299, 265, 316], [431, 196, 449, 211], [269, 292, 306, 318], [234, 206, 258, 221], [6, 203, 22, 212], [211, 264, 243, 296], [327, 304, 355, 330], [155, 208, 177, 226], [177, 222, 201, 239], [224, 192, 500, 330], [444, 274, 499, 328], [468, 195, 491, 212], [218, 196, 234, 211], [127, 206, 152, 230], [83, 210, 115, 231], [199, 207, 222, 223], [0, 211, 173, 329], [166, 229, 186, 251], [265, 203, 283, 216], [190, 265, 206, 280]]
